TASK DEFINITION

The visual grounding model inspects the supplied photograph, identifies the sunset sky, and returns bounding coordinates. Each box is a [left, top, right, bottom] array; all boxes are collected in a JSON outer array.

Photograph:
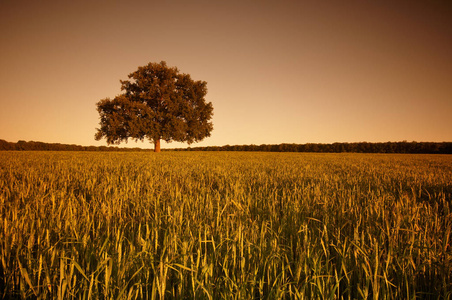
[[1, 0, 451, 149]]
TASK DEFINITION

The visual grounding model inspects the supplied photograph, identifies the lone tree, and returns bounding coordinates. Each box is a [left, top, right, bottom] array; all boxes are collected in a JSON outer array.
[[95, 61, 213, 152]]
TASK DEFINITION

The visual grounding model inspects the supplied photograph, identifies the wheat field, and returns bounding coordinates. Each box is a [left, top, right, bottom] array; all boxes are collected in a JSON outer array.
[[0, 151, 451, 299]]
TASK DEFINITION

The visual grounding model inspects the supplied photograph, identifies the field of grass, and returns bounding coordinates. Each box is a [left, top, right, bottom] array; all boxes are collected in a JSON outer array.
[[0, 151, 451, 299]]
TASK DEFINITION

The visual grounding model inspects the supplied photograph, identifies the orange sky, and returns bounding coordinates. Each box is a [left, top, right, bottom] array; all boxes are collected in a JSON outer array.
[[1, 0, 451, 149]]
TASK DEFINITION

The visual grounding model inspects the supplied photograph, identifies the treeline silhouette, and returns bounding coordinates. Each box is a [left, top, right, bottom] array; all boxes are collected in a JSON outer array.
[[0, 140, 147, 151], [1, 139, 451, 154], [178, 142, 452, 154]]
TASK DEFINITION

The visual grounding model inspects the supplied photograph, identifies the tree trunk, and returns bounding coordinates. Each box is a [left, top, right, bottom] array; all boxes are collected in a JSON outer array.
[[154, 139, 161, 153]]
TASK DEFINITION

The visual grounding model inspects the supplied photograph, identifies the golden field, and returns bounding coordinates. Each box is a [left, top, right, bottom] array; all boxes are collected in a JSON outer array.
[[0, 151, 451, 299]]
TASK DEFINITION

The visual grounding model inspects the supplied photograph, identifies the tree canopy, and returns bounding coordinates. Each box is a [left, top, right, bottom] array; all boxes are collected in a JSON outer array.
[[95, 61, 213, 152]]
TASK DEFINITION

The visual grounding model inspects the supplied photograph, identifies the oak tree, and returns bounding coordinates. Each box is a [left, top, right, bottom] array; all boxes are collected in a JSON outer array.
[[95, 61, 213, 152]]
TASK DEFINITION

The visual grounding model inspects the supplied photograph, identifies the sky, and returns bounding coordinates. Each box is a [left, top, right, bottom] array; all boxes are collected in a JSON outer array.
[[1, 0, 451, 149]]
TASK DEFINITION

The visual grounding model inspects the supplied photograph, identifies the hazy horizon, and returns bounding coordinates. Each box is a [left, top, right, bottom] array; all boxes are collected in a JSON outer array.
[[1, 1, 451, 149]]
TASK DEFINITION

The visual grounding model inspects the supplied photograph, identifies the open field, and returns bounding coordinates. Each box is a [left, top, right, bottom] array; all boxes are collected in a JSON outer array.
[[1, 151, 451, 299]]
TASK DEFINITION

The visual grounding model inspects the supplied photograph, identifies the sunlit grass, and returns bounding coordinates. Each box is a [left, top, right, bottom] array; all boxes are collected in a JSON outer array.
[[1, 151, 451, 299]]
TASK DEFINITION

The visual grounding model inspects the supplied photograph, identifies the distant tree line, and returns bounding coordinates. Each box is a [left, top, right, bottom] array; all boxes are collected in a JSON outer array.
[[0, 140, 147, 151], [176, 141, 452, 154], [1, 139, 451, 154]]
